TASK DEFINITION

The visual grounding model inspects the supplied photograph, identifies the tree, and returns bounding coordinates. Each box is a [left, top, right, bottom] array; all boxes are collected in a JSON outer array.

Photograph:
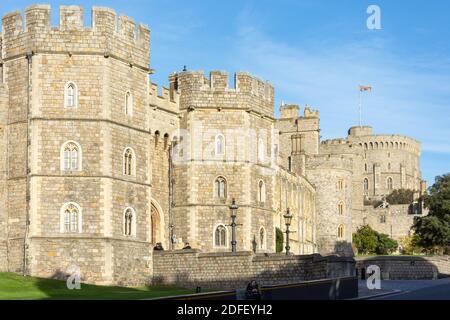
[[398, 235, 422, 255], [353, 225, 399, 255], [376, 233, 398, 255], [386, 189, 414, 205], [275, 227, 284, 253], [413, 174, 450, 253], [353, 225, 379, 255]]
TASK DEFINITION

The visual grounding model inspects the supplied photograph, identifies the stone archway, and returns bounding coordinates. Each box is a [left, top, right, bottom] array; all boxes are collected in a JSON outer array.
[[151, 203, 161, 244]]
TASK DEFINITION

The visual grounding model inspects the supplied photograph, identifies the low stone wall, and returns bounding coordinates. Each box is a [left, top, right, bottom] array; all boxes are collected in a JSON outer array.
[[153, 250, 355, 290], [356, 256, 450, 280]]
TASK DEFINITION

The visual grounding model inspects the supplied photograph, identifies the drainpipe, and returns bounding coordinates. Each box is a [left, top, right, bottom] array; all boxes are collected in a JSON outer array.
[[168, 140, 175, 250], [23, 51, 33, 276]]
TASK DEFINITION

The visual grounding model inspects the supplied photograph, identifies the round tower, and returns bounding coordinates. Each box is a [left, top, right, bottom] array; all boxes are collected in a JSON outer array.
[[305, 154, 354, 256], [348, 128, 423, 199]]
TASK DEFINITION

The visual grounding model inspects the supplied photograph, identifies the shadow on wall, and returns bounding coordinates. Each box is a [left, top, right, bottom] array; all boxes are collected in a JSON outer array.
[[356, 256, 450, 280], [152, 251, 356, 291]]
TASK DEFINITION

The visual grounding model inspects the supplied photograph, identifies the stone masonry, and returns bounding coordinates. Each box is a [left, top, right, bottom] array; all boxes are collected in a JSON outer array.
[[0, 4, 427, 285]]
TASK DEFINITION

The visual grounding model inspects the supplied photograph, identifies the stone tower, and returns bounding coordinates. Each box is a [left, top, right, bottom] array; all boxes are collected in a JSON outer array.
[[0, 5, 154, 285], [171, 70, 279, 252]]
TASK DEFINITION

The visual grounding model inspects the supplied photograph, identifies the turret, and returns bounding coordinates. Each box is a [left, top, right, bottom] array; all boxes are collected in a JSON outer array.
[[1, 5, 150, 68], [176, 70, 274, 117]]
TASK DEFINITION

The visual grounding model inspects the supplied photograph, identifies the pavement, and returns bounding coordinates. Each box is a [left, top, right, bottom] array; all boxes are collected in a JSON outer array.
[[357, 278, 450, 300]]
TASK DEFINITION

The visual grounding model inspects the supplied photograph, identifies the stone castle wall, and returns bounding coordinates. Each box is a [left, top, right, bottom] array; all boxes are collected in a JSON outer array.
[[0, 83, 8, 272], [356, 256, 450, 280], [353, 204, 427, 241], [153, 250, 355, 290]]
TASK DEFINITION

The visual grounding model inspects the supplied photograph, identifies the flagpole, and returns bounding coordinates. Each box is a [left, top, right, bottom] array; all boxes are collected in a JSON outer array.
[[359, 88, 362, 127]]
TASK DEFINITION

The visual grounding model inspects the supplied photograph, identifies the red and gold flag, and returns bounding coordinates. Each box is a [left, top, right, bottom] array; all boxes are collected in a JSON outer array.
[[359, 85, 372, 92]]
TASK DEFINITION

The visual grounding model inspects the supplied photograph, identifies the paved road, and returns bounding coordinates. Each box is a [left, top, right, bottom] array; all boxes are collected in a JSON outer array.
[[366, 279, 450, 300]]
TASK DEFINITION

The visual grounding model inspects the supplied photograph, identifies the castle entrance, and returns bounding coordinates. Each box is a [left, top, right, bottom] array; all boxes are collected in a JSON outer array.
[[151, 203, 161, 244]]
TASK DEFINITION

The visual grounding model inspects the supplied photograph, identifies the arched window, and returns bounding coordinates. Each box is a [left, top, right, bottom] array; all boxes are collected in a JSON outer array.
[[214, 225, 227, 247], [61, 141, 82, 171], [125, 91, 133, 116], [258, 180, 266, 203], [288, 156, 292, 172], [365, 163, 368, 172], [123, 148, 135, 176], [215, 176, 227, 199], [337, 179, 344, 191], [215, 134, 225, 156], [259, 227, 266, 250], [123, 207, 136, 237], [364, 178, 369, 195], [387, 177, 393, 190], [388, 163, 391, 170], [338, 202, 345, 215], [65, 82, 77, 108], [60, 202, 82, 233], [337, 225, 345, 239], [380, 215, 386, 224]]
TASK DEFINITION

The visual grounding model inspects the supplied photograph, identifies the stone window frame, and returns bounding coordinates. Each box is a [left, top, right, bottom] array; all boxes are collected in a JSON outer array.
[[123, 147, 136, 176], [125, 91, 133, 117], [258, 179, 266, 204], [60, 202, 82, 234], [337, 178, 345, 191], [60, 140, 83, 172], [363, 178, 369, 195], [337, 224, 345, 240], [338, 201, 345, 216], [123, 207, 137, 237], [215, 133, 225, 156], [213, 223, 228, 248], [386, 176, 394, 191], [64, 81, 78, 108], [214, 176, 227, 200]]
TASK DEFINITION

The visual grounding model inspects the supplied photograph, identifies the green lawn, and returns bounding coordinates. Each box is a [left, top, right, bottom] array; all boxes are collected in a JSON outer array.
[[0, 272, 195, 300]]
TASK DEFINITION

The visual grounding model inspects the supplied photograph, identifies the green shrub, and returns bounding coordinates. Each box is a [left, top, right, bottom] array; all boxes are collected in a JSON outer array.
[[386, 189, 415, 205], [376, 233, 398, 255], [275, 227, 283, 253], [353, 225, 398, 255]]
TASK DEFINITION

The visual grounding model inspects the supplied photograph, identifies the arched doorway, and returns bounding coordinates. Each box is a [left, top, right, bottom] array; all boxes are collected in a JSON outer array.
[[151, 203, 161, 244]]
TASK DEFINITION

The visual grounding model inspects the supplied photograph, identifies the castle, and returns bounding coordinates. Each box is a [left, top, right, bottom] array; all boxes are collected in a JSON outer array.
[[0, 5, 427, 285]]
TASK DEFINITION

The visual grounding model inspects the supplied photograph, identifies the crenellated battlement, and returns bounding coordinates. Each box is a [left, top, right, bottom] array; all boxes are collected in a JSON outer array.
[[149, 82, 179, 111], [306, 153, 354, 172], [177, 70, 274, 98], [1, 5, 150, 68], [175, 70, 274, 117], [303, 106, 319, 118], [352, 135, 421, 156], [321, 139, 348, 146]]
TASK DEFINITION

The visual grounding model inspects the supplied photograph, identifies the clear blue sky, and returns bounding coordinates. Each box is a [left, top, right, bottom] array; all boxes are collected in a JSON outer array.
[[1, 0, 449, 185]]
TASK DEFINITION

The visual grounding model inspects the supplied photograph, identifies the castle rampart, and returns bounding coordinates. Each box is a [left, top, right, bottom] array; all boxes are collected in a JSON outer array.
[[1, 5, 150, 70], [176, 71, 274, 118]]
